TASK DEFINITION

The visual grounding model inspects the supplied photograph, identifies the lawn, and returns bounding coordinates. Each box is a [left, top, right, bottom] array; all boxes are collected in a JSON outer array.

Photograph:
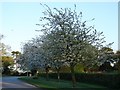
[[19, 76, 108, 89]]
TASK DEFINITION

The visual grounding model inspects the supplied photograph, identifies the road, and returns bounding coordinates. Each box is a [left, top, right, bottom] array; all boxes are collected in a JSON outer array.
[[1, 76, 39, 89]]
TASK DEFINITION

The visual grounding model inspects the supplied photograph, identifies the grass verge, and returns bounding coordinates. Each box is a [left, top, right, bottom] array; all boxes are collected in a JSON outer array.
[[19, 76, 108, 89]]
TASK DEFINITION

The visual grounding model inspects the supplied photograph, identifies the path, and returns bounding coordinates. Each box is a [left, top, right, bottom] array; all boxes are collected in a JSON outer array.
[[1, 76, 39, 89]]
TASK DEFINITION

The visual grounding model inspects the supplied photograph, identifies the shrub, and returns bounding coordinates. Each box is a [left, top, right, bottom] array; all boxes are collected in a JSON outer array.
[[10, 71, 19, 76], [39, 72, 120, 89], [32, 76, 38, 79]]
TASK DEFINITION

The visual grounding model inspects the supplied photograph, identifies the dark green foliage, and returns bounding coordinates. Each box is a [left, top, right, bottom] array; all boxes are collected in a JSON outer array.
[[2, 67, 11, 75], [76, 73, 120, 89], [32, 76, 39, 79], [31, 69, 37, 76], [99, 61, 114, 72], [10, 71, 19, 76], [2, 56, 14, 75], [40, 73, 120, 89], [114, 60, 120, 71]]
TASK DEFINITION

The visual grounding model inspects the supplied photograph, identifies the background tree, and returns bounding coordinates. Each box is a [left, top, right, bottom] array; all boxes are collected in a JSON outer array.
[[11, 51, 21, 71], [74, 64, 84, 73], [0, 34, 4, 73], [98, 47, 116, 72], [40, 37, 53, 81], [0, 34, 11, 56], [114, 50, 120, 71], [41, 31, 66, 81], [11, 51, 21, 58], [17, 36, 45, 76], [0, 34, 12, 74], [2, 56, 14, 75]]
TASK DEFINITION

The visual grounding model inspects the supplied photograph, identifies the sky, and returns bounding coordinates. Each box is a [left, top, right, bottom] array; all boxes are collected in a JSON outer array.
[[0, 1, 118, 52]]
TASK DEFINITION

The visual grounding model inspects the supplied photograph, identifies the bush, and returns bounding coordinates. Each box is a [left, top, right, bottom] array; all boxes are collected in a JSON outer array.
[[10, 71, 19, 76], [76, 73, 120, 89], [32, 76, 38, 79], [39, 72, 120, 89]]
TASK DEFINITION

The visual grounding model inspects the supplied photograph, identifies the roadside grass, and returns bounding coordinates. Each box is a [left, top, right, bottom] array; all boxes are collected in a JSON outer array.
[[19, 76, 108, 89]]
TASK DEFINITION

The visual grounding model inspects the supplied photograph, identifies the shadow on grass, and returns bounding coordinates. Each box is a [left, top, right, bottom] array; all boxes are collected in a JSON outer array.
[[18, 76, 109, 89]]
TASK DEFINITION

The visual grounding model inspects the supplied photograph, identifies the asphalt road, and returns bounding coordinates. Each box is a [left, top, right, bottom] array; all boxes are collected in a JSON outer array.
[[1, 76, 38, 88]]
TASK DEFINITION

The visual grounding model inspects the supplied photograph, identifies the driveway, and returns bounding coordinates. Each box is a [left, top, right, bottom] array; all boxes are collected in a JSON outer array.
[[1, 76, 38, 89]]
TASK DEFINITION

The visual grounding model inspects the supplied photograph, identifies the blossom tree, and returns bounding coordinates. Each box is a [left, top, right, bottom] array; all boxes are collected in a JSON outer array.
[[36, 4, 113, 87]]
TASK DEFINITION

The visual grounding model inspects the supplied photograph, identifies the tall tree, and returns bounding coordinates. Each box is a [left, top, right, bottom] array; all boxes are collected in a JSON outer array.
[[98, 47, 115, 68], [11, 51, 21, 71], [11, 51, 21, 59], [0, 34, 4, 73], [17, 36, 45, 76], [37, 4, 113, 87], [114, 50, 120, 71], [0, 34, 11, 56], [2, 56, 14, 75], [0, 34, 12, 73]]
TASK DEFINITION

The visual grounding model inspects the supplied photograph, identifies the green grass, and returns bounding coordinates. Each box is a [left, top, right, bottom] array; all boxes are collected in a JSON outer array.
[[19, 76, 108, 89]]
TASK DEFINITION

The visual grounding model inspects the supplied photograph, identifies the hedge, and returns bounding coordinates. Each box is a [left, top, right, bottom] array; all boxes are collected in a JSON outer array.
[[39, 72, 120, 89]]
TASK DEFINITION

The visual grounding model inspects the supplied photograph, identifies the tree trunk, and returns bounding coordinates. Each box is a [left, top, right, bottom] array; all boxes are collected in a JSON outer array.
[[56, 68, 60, 82], [70, 65, 76, 87], [46, 67, 49, 81], [27, 71, 28, 77]]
